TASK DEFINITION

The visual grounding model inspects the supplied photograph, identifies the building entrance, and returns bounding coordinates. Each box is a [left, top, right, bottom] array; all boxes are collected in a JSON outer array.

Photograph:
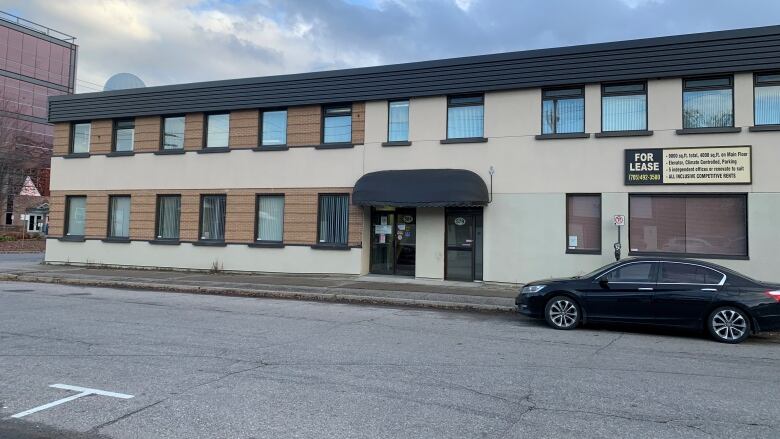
[[370, 208, 416, 276]]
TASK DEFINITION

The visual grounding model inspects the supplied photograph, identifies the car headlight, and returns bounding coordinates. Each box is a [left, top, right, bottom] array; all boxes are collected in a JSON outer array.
[[522, 285, 546, 294]]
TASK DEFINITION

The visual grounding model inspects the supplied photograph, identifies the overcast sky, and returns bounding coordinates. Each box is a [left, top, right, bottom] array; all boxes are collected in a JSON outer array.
[[4, 0, 780, 93]]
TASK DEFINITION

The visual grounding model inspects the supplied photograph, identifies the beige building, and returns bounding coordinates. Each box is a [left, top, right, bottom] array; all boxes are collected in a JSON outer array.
[[45, 26, 780, 283]]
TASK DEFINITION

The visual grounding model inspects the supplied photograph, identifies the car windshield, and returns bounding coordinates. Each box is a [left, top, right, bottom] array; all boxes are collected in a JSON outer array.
[[580, 261, 624, 279]]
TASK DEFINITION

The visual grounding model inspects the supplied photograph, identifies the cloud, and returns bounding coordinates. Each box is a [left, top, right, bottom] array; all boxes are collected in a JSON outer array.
[[6, 0, 780, 93]]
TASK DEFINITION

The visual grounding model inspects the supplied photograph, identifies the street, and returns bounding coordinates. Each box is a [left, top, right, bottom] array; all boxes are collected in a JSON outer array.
[[1, 281, 779, 438]]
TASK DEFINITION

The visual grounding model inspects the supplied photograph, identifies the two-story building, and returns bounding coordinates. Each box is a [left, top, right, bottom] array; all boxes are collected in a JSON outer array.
[[45, 26, 780, 283]]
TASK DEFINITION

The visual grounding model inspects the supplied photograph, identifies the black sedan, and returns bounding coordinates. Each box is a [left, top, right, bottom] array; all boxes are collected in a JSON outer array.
[[516, 257, 780, 343]]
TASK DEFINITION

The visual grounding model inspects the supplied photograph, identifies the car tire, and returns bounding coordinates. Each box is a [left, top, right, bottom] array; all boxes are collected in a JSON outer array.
[[544, 296, 580, 330], [707, 306, 750, 344]]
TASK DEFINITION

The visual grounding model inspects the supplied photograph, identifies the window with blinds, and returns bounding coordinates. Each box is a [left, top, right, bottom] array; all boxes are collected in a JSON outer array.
[[156, 195, 181, 240], [256, 195, 284, 242], [317, 194, 349, 246], [447, 95, 484, 139], [199, 195, 226, 241]]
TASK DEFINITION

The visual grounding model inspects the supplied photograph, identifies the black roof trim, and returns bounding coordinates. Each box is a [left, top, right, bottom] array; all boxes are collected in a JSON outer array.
[[48, 25, 780, 122]]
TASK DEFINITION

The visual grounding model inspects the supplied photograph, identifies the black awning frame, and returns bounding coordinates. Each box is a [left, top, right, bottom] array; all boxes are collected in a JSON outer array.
[[352, 169, 489, 208]]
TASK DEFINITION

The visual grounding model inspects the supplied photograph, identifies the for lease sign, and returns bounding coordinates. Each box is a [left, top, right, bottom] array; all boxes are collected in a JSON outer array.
[[625, 146, 751, 185]]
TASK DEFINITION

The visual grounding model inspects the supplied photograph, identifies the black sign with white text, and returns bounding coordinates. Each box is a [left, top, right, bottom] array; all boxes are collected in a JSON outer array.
[[625, 148, 663, 185]]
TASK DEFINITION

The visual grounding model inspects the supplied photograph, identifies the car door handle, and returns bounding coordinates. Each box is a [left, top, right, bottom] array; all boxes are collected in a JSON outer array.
[[701, 288, 717, 291], [638, 287, 654, 291]]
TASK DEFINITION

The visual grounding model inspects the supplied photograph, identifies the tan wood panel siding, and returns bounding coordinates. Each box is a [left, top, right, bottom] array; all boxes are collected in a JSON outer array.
[[184, 113, 204, 150], [287, 105, 321, 147], [134, 116, 161, 153], [229, 110, 259, 149], [91, 120, 113, 154], [53, 123, 70, 156], [49, 188, 362, 246]]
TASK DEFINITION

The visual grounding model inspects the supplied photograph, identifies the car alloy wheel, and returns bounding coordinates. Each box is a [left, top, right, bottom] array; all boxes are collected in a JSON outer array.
[[709, 307, 749, 343], [545, 296, 580, 330]]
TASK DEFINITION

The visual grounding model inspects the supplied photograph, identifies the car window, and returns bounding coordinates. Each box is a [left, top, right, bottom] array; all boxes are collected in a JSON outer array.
[[659, 263, 724, 285], [604, 263, 656, 282]]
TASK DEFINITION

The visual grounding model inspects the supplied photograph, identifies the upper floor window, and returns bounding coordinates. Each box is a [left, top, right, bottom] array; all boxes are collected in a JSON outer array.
[[162, 116, 185, 150], [65, 196, 86, 237], [70, 122, 91, 154], [388, 100, 410, 142], [108, 195, 131, 239], [261, 110, 287, 146], [317, 194, 349, 246], [754, 72, 780, 126], [682, 76, 733, 129], [206, 113, 229, 148], [602, 82, 647, 132], [322, 105, 352, 144], [113, 119, 135, 152], [447, 95, 483, 139], [542, 87, 584, 134], [155, 195, 181, 240], [256, 195, 284, 242], [199, 194, 226, 241]]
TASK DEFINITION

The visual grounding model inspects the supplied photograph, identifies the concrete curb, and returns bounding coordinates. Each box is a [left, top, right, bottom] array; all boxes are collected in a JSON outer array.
[[0, 273, 516, 314]]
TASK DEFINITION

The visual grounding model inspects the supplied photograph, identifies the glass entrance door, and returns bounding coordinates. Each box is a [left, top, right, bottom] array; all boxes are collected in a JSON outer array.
[[445, 209, 483, 281], [370, 208, 416, 276]]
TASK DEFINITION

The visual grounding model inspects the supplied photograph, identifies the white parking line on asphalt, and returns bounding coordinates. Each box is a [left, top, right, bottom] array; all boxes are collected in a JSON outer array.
[[11, 384, 133, 419]]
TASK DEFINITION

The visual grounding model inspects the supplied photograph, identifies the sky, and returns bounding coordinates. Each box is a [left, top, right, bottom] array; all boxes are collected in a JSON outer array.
[[3, 0, 780, 93]]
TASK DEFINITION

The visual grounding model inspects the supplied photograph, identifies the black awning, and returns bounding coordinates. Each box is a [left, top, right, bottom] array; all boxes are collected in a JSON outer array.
[[352, 169, 489, 207]]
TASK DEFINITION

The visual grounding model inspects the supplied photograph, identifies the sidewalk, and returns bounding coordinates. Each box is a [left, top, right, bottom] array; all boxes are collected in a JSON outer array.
[[0, 255, 519, 312]]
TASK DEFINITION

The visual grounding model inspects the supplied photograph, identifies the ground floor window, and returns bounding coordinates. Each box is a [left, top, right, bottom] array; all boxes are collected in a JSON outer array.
[[256, 195, 284, 242], [317, 194, 349, 246], [108, 195, 131, 238], [65, 196, 86, 236], [629, 194, 747, 258], [199, 195, 226, 241], [156, 195, 181, 240], [566, 194, 601, 253]]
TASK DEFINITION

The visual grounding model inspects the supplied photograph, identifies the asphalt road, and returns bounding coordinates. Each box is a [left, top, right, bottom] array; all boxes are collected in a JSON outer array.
[[1, 281, 779, 439]]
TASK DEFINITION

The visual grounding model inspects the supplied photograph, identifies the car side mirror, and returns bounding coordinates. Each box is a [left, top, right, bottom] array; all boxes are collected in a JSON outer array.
[[598, 277, 609, 288]]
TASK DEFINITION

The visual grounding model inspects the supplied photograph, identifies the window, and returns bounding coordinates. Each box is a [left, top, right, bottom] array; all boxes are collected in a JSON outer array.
[[162, 116, 185, 150], [602, 82, 647, 132], [629, 194, 747, 258], [754, 72, 780, 126], [447, 95, 484, 139], [71, 122, 91, 153], [659, 263, 725, 285], [206, 113, 229, 148], [256, 195, 284, 242], [65, 196, 86, 236], [260, 110, 287, 146], [199, 195, 226, 241], [683, 76, 733, 128], [566, 194, 601, 253], [317, 194, 349, 246], [542, 87, 584, 134], [604, 262, 657, 283], [322, 105, 352, 144], [155, 195, 181, 240], [388, 100, 410, 142], [113, 119, 135, 152], [107, 195, 131, 239]]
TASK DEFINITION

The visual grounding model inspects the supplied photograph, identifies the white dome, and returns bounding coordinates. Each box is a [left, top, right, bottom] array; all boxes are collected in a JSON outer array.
[[104, 73, 146, 91]]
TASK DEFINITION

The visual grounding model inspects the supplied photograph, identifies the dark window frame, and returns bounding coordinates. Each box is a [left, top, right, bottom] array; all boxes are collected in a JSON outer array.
[[541, 86, 585, 135], [628, 192, 749, 260], [111, 118, 135, 152], [258, 108, 289, 148], [682, 75, 735, 129], [387, 99, 410, 143], [321, 104, 353, 144], [69, 121, 91, 154], [197, 194, 227, 243], [160, 114, 186, 150], [565, 193, 602, 255], [254, 194, 285, 244], [445, 94, 485, 140], [203, 112, 231, 149], [154, 194, 182, 241], [106, 194, 132, 239], [315, 193, 350, 247], [64, 195, 86, 237], [600, 81, 648, 133], [753, 71, 780, 127]]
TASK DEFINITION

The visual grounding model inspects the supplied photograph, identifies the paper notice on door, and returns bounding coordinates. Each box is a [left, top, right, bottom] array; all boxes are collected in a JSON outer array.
[[398, 224, 406, 231], [375, 225, 392, 234], [379, 234, 386, 243], [381, 216, 387, 225]]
